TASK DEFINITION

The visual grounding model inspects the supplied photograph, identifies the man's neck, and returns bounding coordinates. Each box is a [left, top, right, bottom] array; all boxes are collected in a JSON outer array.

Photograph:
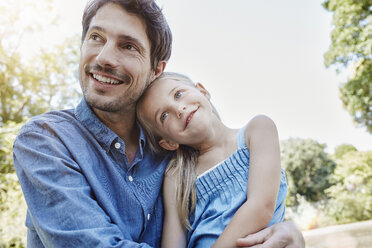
[[93, 108, 139, 164]]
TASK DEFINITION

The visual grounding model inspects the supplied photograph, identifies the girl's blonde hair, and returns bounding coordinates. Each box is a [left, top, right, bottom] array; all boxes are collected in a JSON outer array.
[[136, 72, 219, 229]]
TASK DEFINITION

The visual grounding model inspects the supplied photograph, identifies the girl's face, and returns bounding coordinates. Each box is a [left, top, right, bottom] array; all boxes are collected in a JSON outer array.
[[138, 78, 214, 150]]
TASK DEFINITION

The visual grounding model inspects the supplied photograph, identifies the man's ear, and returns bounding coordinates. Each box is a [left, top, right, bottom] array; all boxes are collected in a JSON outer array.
[[196, 82, 211, 100], [151, 60, 167, 81], [159, 139, 179, 151]]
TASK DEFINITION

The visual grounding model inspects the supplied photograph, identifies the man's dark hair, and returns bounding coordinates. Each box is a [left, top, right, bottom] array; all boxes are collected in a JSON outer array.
[[82, 0, 172, 69]]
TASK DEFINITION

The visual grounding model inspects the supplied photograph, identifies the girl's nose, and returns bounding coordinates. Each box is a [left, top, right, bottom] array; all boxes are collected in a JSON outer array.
[[177, 105, 186, 118]]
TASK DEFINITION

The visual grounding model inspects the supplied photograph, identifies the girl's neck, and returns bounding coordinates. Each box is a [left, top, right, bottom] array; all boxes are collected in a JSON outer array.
[[196, 122, 231, 153], [194, 121, 239, 175]]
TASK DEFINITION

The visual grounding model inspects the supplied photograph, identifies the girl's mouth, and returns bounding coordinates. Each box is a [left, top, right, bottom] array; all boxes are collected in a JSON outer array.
[[185, 108, 198, 129]]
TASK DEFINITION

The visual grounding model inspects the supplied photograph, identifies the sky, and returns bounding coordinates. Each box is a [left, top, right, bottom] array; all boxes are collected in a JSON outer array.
[[19, 0, 372, 153]]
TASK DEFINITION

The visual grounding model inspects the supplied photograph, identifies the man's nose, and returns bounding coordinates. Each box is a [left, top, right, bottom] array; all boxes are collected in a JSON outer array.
[[96, 41, 120, 68]]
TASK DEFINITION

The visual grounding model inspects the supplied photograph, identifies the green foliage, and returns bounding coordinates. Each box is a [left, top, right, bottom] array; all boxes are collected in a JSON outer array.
[[281, 138, 336, 206], [0, 35, 81, 125], [0, 238, 25, 248], [0, 173, 27, 248], [0, 0, 81, 125], [0, 1, 81, 246], [0, 121, 27, 247], [322, 0, 371, 67], [325, 151, 372, 224], [323, 0, 372, 133], [0, 122, 24, 174], [339, 59, 372, 133], [333, 143, 358, 159]]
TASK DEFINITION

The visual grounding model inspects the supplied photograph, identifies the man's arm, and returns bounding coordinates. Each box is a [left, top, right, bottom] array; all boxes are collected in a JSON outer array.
[[236, 221, 305, 248], [13, 128, 153, 248]]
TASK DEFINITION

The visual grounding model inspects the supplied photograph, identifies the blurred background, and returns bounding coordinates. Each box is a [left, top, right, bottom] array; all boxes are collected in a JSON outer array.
[[0, 0, 371, 247]]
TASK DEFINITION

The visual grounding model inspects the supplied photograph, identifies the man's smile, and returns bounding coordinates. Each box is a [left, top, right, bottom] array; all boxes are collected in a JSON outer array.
[[92, 73, 122, 85], [85, 64, 131, 86]]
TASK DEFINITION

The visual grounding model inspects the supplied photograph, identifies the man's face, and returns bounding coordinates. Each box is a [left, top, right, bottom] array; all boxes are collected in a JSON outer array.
[[79, 3, 154, 113]]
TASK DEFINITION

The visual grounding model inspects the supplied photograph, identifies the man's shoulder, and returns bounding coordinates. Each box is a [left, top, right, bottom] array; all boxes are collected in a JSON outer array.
[[18, 108, 77, 136]]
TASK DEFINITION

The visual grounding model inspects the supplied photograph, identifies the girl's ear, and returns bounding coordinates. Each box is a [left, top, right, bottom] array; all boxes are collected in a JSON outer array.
[[159, 139, 179, 151], [196, 82, 211, 100]]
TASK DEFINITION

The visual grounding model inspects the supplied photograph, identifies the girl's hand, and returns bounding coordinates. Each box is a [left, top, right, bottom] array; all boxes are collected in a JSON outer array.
[[235, 221, 305, 248]]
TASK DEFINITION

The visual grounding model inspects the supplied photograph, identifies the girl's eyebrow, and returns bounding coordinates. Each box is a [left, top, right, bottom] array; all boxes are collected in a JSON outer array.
[[169, 86, 178, 97]]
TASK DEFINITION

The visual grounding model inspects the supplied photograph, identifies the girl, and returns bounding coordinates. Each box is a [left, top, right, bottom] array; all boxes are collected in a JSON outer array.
[[136, 72, 287, 248]]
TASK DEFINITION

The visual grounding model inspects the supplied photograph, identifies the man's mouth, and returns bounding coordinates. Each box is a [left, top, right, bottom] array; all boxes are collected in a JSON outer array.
[[85, 64, 131, 85], [185, 109, 198, 129], [92, 73, 123, 85]]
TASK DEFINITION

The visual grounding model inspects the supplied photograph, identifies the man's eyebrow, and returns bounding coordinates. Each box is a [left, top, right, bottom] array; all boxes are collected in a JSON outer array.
[[88, 25, 104, 33]]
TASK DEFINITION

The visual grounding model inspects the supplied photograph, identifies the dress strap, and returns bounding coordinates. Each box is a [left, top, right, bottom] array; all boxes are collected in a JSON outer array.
[[237, 125, 247, 150]]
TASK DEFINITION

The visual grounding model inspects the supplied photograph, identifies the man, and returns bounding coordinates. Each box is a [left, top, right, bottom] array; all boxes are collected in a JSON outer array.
[[13, 0, 304, 247]]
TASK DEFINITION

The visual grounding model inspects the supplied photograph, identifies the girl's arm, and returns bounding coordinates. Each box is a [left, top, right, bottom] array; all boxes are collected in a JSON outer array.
[[161, 170, 187, 248], [212, 115, 282, 248]]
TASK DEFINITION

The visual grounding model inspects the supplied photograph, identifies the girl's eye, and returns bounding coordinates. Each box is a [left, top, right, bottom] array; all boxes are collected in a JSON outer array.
[[160, 112, 169, 122], [175, 91, 183, 99]]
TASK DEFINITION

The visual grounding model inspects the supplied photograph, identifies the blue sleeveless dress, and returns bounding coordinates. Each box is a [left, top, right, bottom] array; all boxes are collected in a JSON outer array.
[[187, 126, 287, 248]]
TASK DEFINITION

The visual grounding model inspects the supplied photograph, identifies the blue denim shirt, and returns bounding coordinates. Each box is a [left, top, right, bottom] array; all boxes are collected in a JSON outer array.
[[13, 99, 170, 247]]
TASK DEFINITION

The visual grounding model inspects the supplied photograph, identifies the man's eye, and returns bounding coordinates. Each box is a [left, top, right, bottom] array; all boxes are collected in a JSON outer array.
[[160, 112, 169, 122], [91, 34, 101, 41], [124, 44, 137, 51], [175, 91, 183, 99]]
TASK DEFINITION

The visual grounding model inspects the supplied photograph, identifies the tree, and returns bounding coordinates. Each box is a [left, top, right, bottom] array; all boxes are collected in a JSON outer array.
[[280, 138, 336, 206], [333, 143, 358, 159], [0, 37, 81, 125], [0, 1, 81, 247], [0, 0, 81, 125], [325, 151, 372, 224], [0, 121, 27, 247], [322, 0, 372, 134]]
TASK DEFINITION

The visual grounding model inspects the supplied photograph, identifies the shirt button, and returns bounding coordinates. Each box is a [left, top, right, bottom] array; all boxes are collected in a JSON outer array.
[[128, 176, 133, 182], [147, 213, 151, 221], [114, 142, 121, 149]]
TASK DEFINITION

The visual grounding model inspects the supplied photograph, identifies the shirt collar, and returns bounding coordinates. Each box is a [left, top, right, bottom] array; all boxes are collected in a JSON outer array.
[[75, 99, 116, 152], [137, 120, 147, 158], [75, 98, 146, 156]]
